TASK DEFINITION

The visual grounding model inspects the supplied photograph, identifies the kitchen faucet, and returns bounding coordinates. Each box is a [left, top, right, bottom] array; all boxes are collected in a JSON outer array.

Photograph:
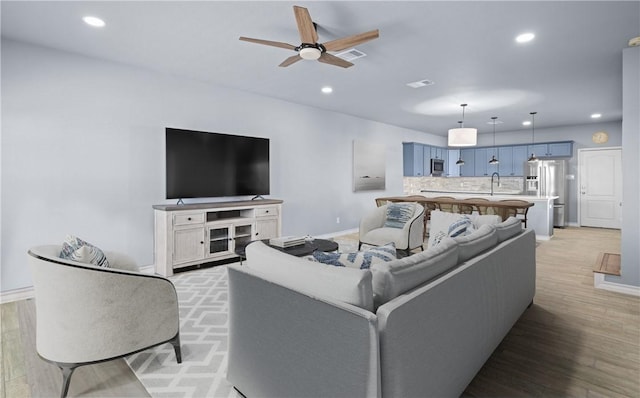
[[491, 172, 500, 196]]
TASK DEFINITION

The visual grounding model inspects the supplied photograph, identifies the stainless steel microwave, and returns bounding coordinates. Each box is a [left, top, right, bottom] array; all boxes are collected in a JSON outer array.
[[431, 158, 444, 176]]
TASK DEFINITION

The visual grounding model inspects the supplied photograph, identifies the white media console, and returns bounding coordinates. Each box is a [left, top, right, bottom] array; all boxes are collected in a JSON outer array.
[[153, 199, 283, 276]]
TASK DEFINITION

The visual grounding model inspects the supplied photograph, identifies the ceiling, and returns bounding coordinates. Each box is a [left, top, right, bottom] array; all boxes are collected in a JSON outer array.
[[2, 1, 639, 137]]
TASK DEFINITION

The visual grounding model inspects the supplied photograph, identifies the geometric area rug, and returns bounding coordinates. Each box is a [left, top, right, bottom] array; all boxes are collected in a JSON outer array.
[[125, 265, 242, 398]]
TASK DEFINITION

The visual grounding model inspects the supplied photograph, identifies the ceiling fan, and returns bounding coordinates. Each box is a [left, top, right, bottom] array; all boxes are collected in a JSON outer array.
[[239, 5, 379, 68]]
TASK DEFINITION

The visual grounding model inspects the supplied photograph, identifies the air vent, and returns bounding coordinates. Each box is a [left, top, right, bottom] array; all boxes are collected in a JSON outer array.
[[335, 48, 367, 61], [406, 79, 435, 88]]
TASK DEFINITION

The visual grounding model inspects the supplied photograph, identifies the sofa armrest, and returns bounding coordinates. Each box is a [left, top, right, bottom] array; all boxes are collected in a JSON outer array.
[[227, 264, 381, 398], [376, 229, 535, 398]]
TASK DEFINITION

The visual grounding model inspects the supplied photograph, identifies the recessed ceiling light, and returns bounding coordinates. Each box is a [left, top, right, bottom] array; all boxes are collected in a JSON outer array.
[[83, 16, 105, 28], [591, 113, 602, 119], [522, 120, 532, 126], [321, 86, 333, 94], [516, 33, 535, 43]]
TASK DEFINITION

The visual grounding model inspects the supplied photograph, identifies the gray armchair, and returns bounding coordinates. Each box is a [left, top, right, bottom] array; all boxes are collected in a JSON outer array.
[[359, 202, 425, 256], [27, 245, 182, 398]]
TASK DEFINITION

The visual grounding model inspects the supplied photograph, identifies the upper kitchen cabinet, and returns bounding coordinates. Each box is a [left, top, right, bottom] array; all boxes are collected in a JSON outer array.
[[498, 145, 528, 176], [447, 149, 460, 177], [474, 147, 498, 176], [459, 148, 476, 177], [430, 146, 445, 160], [403, 143, 425, 176], [527, 141, 573, 158]]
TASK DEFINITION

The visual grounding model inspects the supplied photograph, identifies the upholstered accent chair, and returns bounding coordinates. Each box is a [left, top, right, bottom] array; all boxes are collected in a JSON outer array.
[[27, 246, 182, 398], [359, 202, 425, 256]]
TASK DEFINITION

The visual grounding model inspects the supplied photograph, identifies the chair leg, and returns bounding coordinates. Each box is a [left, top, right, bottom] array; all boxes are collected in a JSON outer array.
[[58, 365, 77, 398], [170, 333, 182, 363]]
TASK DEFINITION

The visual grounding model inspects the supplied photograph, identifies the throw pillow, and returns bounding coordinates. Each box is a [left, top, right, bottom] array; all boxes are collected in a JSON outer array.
[[312, 242, 397, 269], [383, 203, 415, 229], [428, 211, 473, 249], [59, 235, 110, 268]]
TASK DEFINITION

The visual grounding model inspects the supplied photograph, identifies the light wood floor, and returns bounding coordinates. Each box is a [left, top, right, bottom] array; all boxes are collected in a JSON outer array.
[[2, 227, 638, 397]]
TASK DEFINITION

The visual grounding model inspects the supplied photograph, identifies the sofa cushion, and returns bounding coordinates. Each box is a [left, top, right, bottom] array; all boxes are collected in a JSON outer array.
[[453, 224, 498, 262], [384, 202, 416, 229], [245, 241, 374, 311], [428, 211, 473, 248], [495, 216, 524, 242], [59, 235, 110, 268], [312, 242, 396, 269], [371, 238, 459, 307]]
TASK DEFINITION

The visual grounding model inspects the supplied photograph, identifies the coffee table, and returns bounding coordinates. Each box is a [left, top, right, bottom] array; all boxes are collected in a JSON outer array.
[[235, 238, 339, 264], [266, 238, 339, 257]]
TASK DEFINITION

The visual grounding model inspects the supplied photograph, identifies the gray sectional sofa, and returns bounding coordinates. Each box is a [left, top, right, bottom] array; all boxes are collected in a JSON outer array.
[[227, 216, 536, 398]]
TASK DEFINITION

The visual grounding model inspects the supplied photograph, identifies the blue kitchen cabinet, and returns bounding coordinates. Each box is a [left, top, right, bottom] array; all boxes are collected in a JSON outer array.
[[497, 146, 514, 176], [474, 148, 487, 176], [497, 145, 527, 176], [459, 148, 475, 177], [447, 149, 460, 177], [402, 143, 425, 176], [512, 145, 528, 175], [527, 141, 573, 158], [547, 142, 573, 157]]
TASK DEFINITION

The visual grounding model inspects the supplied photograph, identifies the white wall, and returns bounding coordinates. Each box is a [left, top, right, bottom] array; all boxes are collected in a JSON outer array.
[[1, 39, 440, 293], [609, 45, 640, 287]]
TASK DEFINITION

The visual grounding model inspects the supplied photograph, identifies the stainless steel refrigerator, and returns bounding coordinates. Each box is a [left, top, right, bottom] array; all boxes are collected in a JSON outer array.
[[524, 159, 567, 227]]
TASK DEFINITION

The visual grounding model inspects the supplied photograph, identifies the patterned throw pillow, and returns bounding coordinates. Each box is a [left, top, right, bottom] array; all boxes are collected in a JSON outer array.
[[428, 211, 474, 248], [312, 242, 397, 269], [59, 235, 110, 268], [383, 203, 415, 229]]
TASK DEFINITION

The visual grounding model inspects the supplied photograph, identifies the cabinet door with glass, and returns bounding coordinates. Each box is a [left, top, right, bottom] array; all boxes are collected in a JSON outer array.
[[208, 222, 254, 258]]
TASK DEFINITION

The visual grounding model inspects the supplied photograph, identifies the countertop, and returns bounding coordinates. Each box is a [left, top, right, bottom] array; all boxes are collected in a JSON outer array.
[[418, 191, 558, 201]]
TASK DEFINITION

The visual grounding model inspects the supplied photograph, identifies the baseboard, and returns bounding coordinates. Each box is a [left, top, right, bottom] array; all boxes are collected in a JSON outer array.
[[315, 228, 359, 239], [1, 286, 34, 304], [594, 273, 640, 297]]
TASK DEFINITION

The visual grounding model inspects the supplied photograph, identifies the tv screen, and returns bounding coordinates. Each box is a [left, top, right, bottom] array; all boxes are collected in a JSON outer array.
[[166, 128, 270, 199]]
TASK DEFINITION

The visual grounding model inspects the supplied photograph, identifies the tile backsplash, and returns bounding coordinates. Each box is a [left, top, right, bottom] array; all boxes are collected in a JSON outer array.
[[404, 176, 524, 195]]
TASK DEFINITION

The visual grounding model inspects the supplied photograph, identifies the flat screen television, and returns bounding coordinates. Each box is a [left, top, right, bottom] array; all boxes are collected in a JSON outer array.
[[166, 128, 270, 199]]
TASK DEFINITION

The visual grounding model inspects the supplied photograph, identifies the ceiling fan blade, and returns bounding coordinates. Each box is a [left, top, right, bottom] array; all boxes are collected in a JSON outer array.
[[239, 36, 297, 50], [318, 53, 354, 68], [293, 6, 318, 43], [323, 29, 379, 52], [279, 54, 303, 67]]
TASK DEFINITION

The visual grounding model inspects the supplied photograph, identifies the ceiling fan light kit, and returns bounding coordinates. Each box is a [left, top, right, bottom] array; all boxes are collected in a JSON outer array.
[[448, 104, 477, 147], [299, 46, 321, 60], [239, 5, 379, 68]]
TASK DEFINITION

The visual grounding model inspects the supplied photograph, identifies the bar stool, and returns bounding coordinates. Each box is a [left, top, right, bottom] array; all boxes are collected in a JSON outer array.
[[498, 199, 530, 227]]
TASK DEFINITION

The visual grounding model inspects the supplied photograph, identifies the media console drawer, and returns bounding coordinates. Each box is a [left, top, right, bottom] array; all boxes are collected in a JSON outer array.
[[255, 206, 278, 217], [174, 213, 205, 226]]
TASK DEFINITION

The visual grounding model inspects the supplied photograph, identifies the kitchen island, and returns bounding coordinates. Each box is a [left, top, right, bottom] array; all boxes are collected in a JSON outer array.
[[382, 192, 557, 240]]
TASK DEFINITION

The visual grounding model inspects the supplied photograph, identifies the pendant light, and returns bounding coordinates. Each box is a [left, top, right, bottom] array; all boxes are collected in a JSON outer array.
[[527, 112, 538, 162], [448, 104, 477, 147], [453, 120, 466, 165], [488, 116, 499, 164]]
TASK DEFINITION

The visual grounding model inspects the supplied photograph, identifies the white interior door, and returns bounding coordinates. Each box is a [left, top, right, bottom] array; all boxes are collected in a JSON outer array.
[[579, 148, 622, 228]]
